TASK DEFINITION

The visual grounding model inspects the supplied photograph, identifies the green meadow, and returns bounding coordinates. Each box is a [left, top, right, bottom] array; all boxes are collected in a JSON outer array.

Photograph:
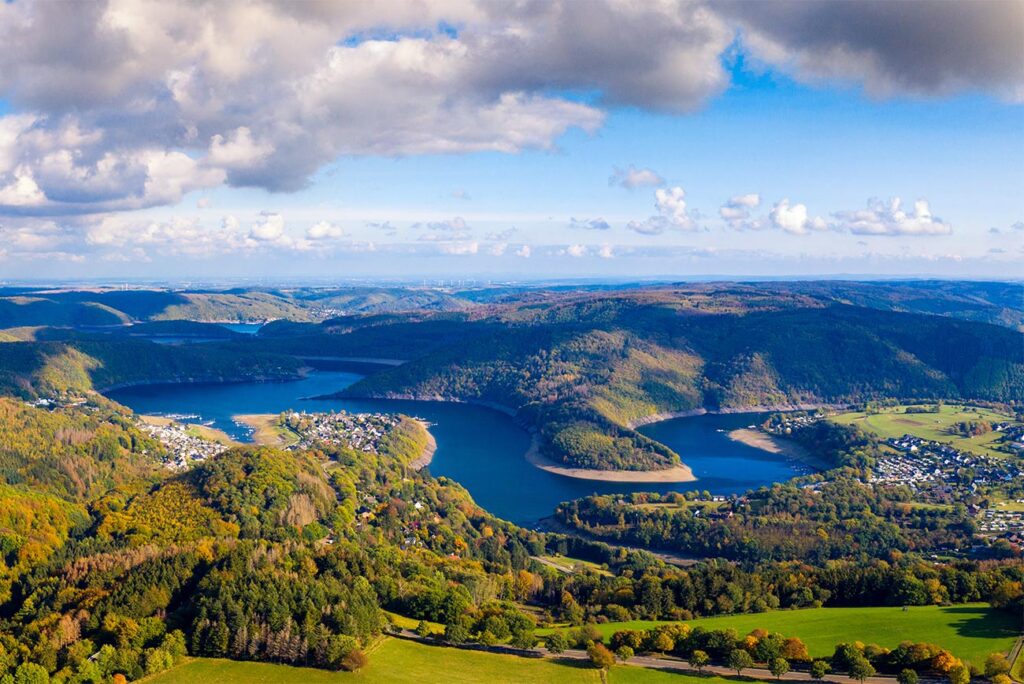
[[539, 604, 1019, 664], [144, 638, 601, 683], [830, 404, 1018, 459]]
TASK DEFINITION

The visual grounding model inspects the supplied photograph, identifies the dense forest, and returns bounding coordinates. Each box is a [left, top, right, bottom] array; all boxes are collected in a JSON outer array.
[[1, 397, 1022, 682]]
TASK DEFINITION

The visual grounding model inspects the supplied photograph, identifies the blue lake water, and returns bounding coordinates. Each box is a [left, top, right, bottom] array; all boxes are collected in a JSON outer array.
[[107, 371, 809, 525]]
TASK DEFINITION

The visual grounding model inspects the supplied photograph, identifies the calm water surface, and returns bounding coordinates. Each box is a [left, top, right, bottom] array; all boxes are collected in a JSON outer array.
[[107, 371, 808, 525]]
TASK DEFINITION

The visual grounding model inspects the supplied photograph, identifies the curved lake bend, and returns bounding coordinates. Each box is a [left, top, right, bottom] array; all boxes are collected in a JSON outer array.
[[107, 371, 810, 526]]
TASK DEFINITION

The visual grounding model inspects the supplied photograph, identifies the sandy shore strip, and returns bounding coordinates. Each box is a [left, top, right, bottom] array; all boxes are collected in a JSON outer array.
[[410, 419, 438, 471], [627, 403, 849, 429], [524, 434, 696, 483], [233, 413, 300, 447], [627, 409, 707, 429], [727, 428, 832, 471]]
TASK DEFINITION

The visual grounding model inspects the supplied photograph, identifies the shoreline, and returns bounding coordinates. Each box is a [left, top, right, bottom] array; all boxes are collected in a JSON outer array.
[[524, 434, 697, 483], [98, 372, 304, 394], [727, 428, 832, 471], [322, 391, 519, 418], [410, 419, 438, 471], [627, 402, 848, 429]]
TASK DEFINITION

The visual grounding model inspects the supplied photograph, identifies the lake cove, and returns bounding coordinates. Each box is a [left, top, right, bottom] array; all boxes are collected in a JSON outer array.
[[107, 371, 810, 526]]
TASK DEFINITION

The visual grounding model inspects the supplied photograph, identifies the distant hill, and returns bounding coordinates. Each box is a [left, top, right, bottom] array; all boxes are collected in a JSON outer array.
[[0, 339, 303, 398], [0, 286, 474, 329]]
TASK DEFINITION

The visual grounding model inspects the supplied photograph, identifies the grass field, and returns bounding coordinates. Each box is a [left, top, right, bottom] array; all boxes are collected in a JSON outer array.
[[233, 413, 300, 447], [144, 637, 602, 683], [141, 638, 786, 684], [612, 668, 743, 684], [539, 604, 1020, 664], [831, 404, 1019, 459], [383, 611, 445, 635], [534, 554, 613, 576]]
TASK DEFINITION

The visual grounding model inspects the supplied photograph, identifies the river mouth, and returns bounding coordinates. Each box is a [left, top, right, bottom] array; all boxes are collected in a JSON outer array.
[[106, 371, 810, 526]]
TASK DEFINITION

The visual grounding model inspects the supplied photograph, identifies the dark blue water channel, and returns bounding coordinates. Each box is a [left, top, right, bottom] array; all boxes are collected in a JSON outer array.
[[107, 371, 810, 525]]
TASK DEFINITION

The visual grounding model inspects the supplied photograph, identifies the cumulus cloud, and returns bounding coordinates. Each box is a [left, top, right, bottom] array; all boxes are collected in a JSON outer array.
[[566, 244, 587, 258], [719, 193, 761, 229], [306, 221, 344, 240], [609, 165, 664, 190], [628, 185, 698, 235], [0, 0, 1015, 254], [831, 197, 952, 236], [569, 217, 611, 231], [769, 198, 826, 235], [515, 244, 531, 258], [249, 212, 285, 241], [722, 0, 1024, 101]]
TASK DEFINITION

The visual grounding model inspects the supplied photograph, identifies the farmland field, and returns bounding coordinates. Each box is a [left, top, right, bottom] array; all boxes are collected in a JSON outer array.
[[830, 404, 1019, 459], [539, 604, 1020, 664], [143, 638, 602, 683]]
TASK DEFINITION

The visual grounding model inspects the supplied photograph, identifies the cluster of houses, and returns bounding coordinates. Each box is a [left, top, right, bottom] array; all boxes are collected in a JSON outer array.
[[25, 396, 88, 410], [977, 504, 1024, 538], [876, 434, 1021, 489], [762, 412, 822, 435], [878, 434, 1024, 543], [137, 420, 228, 470], [280, 409, 403, 454], [993, 421, 1024, 455]]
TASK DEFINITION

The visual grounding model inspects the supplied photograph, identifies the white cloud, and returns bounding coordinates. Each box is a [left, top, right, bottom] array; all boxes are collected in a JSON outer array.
[[609, 165, 664, 190], [250, 212, 285, 241], [598, 243, 614, 259], [566, 244, 587, 258], [208, 127, 274, 170], [628, 185, 698, 235], [831, 197, 952, 236], [769, 198, 826, 235], [306, 221, 344, 240], [719, 193, 761, 229], [0, 167, 46, 207], [515, 244, 531, 258]]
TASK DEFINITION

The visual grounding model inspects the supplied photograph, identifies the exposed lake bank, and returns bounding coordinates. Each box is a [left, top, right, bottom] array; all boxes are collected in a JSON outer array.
[[410, 419, 438, 471], [524, 434, 696, 483], [727, 428, 831, 471]]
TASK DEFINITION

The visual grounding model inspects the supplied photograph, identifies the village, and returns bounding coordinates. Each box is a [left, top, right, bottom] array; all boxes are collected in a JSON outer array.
[[137, 419, 228, 470], [278, 409, 404, 453]]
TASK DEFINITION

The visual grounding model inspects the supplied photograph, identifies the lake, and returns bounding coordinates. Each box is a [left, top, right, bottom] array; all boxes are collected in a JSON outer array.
[[107, 371, 810, 525]]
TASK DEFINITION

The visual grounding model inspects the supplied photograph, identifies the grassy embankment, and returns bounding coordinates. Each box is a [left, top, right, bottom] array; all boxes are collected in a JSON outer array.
[[831, 404, 1020, 460], [538, 604, 1020, 665]]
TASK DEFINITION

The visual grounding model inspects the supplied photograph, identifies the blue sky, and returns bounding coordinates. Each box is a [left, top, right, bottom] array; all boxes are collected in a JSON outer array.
[[0, 1, 1020, 280]]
